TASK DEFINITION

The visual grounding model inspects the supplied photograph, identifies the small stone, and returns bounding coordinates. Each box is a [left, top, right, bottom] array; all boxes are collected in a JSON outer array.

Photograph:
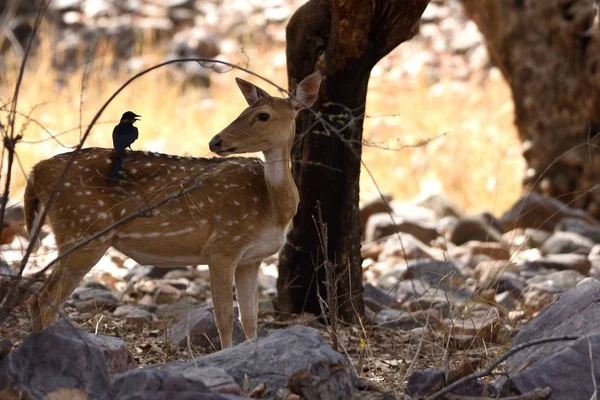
[[113, 305, 152, 324], [466, 241, 511, 260], [86, 333, 137, 374], [541, 231, 594, 256]]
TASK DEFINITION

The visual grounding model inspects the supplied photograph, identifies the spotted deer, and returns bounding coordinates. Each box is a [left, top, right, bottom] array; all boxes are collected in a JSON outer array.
[[24, 72, 322, 348]]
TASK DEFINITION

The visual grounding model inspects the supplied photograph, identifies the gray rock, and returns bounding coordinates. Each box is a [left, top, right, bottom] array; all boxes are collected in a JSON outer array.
[[378, 233, 436, 262], [364, 212, 439, 243], [111, 367, 240, 399], [70, 286, 120, 312], [153, 326, 358, 394], [413, 192, 463, 219], [363, 282, 395, 308], [0, 338, 12, 359], [536, 253, 591, 275], [406, 259, 466, 287], [555, 217, 600, 243], [86, 334, 137, 374], [405, 367, 445, 397], [525, 270, 587, 293], [448, 214, 504, 246], [360, 194, 393, 238], [0, 319, 110, 398], [287, 360, 354, 400], [540, 231, 594, 255], [113, 305, 153, 325], [501, 278, 600, 398], [168, 304, 246, 348], [393, 279, 430, 302], [499, 193, 596, 232]]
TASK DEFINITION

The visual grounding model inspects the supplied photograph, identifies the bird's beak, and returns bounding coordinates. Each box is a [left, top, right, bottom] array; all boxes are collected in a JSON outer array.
[[134, 115, 141, 121]]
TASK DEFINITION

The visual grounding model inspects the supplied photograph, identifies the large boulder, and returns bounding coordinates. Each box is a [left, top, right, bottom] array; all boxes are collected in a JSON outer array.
[[151, 326, 358, 396], [499, 278, 600, 398], [0, 319, 110, 399]]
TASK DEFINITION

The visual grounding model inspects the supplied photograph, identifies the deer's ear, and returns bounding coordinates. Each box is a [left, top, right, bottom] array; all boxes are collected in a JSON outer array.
[[235, 78, 271, 105], [291, 72, 322, 112]]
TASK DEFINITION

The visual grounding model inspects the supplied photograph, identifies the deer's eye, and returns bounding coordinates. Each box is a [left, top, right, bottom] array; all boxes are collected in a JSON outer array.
[[257, 113, 270, 122]]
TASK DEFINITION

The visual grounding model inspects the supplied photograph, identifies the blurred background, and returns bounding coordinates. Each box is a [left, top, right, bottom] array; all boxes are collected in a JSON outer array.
[[0, 0, 524, 214]]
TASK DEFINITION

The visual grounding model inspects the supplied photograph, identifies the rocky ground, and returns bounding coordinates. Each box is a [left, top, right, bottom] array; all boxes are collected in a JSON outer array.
[[1, 190, 600, 398], [1, 0, 490, 86]]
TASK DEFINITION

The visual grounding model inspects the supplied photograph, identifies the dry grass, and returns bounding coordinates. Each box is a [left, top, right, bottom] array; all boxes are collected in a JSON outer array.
[[1, 32, 524, 215]]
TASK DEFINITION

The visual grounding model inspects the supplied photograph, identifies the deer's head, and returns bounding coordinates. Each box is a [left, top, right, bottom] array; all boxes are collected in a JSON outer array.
[[209, 72, 321, 156]]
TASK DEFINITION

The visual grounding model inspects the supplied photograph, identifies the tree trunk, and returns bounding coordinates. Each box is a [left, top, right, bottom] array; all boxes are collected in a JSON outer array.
[[460, 0, 600, 215], [277, 0, 430, 321]]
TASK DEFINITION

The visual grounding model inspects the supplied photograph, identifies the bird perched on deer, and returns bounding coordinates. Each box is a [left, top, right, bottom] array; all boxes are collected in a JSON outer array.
[[109, 111, 141, 180]]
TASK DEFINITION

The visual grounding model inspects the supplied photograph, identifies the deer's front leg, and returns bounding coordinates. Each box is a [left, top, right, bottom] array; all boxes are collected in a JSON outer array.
[[208, 258, 235, 349], [235, 261, 260, 340]]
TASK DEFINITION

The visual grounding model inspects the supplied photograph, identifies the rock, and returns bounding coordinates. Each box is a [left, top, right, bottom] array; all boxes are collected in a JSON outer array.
[[372, 308, 440, 330], [378, 233, 437, 263], [155, 297, 202, 321], [473, 260, 517, 290], [0, 319, 110, 398], [500, 278, 600, 399], [86, 334, 137, 374], [392, 279, 430, 302], [405, 367, 445, 397], [364, 212, 439, 243], [413, 192, 463, 219], [535, 253, 591, 275], [154, 326, 358, 393], [444, 308, 502, 343], [113, 305, 152, 325], [168, 304, 246, 348], [555, 217, 600, 243], [502, 228, 552, 248], [69, 287, 120, 312], [111, 367, 240, 398], [526, 269, 587, 293], [540, 231, 594, 255], [0, 339, 12, 359], [287, 360, 354, 400], [465, 241, 511, 260], [448, 214, 504, 246], [360, 194, 393, 237], [363, 283, 395, 308], [124, 265, 186, 281], [405, 259, 466, 287], [499, 193, 596, 232]]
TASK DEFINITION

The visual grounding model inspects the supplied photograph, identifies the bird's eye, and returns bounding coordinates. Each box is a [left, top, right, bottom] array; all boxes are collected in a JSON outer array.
[[257, 113, 270, 122]]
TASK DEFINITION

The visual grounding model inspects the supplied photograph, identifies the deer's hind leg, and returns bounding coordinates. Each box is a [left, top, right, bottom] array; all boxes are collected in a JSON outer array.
[[30, 236, 111, 332]]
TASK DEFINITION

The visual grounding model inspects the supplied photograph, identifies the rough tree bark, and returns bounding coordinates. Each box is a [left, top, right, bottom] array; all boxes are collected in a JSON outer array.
[[460, 0, 600, 215], [277, 0, 430, 321]]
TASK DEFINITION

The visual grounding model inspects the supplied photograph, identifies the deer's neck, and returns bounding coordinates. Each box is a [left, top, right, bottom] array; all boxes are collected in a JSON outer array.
[[263, 143, 298, 229]]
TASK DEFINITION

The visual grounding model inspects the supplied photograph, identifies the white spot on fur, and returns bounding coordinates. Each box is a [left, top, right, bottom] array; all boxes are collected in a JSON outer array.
[[98, 212, 108, 219], [121, 209, 126, 216], [145, 162, 152, 167], [160, 222, 170, 227], [130, 168, 137, 174], [64, 182, 72, 187], [207, 196, 214, 203], [241, 213, 248, 219], [232, 235, 241, 242], [105, 159, 111, 164], [98, 200, 104, 206], [164, 227, 195, 237], [198, 219, 207, 225], [85, 191, 91, 195], [233, 200, 240, 206]]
